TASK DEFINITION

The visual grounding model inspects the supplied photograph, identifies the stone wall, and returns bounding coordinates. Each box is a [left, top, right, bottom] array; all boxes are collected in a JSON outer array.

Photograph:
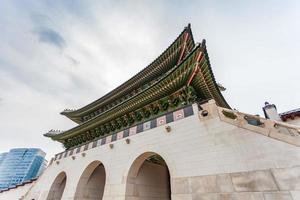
[[172, 166, 300, 200], [8, 101, 299, 200]]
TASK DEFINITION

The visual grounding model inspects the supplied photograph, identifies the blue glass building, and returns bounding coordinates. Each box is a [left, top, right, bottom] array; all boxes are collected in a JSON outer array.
[[0, 148, 46, 191], [0, 153, 7, 166]]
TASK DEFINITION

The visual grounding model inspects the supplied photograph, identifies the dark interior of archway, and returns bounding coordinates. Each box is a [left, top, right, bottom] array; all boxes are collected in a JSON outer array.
[[75, 164, 106, 200], [146, 155, 168, 166], [47, 174, 66, 200], [128, 154, 171, 200]]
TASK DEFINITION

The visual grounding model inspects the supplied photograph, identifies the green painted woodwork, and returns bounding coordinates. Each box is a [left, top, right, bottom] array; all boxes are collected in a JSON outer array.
[[61, 25, 195, 124], [62, 86, 197, 149], [45, 25, 230, 149]]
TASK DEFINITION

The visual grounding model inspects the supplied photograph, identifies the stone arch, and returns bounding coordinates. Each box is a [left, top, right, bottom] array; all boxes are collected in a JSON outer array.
[[125, 152, 171, 200], [46, 171, 67, 200], [74, 160, 106, 200]]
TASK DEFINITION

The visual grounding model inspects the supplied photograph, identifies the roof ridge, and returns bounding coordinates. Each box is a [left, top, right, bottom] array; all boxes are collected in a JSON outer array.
[[61, 24, 194, 122], [47, 44, 202, 141]]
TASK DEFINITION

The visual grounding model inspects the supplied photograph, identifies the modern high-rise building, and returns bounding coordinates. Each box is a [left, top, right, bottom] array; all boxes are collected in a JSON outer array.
[[0, 148, 46, 191], [0, 153, 7, 166]]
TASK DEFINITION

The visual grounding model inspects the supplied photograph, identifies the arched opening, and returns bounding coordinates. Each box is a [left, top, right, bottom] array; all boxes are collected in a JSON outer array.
[[47, 171, 67, 200], [126, 152, 171, 200], [74, 161, 106, 200]]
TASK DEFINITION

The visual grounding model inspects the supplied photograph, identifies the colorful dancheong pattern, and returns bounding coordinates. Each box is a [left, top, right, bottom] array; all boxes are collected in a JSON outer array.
[[54, 105, 194, 161]]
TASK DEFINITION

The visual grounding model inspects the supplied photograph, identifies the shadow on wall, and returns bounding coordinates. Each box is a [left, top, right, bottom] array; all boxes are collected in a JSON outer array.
[[46, 171, 66, 200], [74, 161, 106, 200], [125, 152, 171, 200]]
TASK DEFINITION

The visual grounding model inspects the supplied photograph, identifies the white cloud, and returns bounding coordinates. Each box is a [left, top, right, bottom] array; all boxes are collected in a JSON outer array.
[[0, 1, 299, 160]]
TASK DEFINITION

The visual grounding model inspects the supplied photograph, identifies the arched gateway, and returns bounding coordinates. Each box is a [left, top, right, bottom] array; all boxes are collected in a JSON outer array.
[[125, 152, 171, 200], [46, 172, 66, 200], [74, 161, 106, 200]]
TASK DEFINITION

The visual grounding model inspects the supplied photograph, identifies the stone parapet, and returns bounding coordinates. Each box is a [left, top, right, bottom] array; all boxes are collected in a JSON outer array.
[[214, 101, 300, 147]]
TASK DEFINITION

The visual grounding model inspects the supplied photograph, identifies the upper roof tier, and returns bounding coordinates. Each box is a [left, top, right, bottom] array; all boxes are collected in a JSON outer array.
[[61, 24, 195, 124], [46, 24, 230, 149]]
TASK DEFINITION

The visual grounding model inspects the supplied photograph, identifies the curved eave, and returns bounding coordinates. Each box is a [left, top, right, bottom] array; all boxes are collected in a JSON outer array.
[[44, 133, 54, 137], [192, 40, 230, 109], [48, 44, 202, 141], [47, 44, 230, 143], [61, 24, 195, 123], [59, 112, 82, 124], [44, 134, 64, 143]]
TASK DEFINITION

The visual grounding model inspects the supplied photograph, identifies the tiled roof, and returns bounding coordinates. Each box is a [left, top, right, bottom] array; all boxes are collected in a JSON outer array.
[[280, 108, 300, 121]]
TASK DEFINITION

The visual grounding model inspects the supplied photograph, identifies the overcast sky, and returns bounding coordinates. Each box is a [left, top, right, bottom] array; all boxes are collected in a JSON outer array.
[[0, 0, 299, 160]]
